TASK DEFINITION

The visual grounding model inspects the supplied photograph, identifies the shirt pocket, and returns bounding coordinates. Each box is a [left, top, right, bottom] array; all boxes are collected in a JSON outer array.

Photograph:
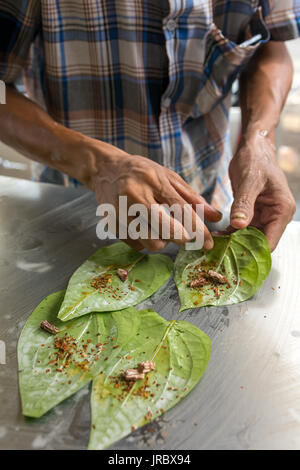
[[193, 6, 270, 117]]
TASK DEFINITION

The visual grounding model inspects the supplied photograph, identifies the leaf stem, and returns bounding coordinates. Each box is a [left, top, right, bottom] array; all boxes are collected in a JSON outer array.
[[127, 254, 146, 272], [215, 235, 232, 272], [98, 254, 145, 275], [121, 320, 176, 408], [151, 320, 176, 361]]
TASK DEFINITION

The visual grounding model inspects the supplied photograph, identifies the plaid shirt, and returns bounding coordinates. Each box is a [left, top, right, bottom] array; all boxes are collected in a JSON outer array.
[[0, 1, 299, 209]]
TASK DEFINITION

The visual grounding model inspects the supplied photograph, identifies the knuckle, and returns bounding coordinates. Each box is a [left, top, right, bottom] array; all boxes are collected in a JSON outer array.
[[282, 195, 296, 217], [166, 167, 176, 178], [233, 195, 252, 211], [121, 179, 135, 197], [276, 197, 296, 223], [144, 168, 160, 185]]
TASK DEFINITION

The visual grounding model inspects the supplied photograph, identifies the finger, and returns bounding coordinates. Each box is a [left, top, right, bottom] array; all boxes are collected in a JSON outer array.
[[127, 205, 187, 251], [125, 212, 168, 252], [124, 238, 145, 251], [114, 218, 146, 251], [139, 232, 168, 252], [156, 183, 214, 250], [211, 226, 237, 237], [170, 176, 223, 222], [230, 179, 263, 229], [263, 219, 289, 252], [126, 193, 192, 246], [150, 203, 192, 246]]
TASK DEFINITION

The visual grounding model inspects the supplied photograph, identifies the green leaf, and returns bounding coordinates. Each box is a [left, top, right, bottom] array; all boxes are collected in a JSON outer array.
[[174, 227, 271, 312], [88, 309, 211, 450], [57, 242, 173, 321], [18, 291, 141, 418], [18, 291, 211, 451]]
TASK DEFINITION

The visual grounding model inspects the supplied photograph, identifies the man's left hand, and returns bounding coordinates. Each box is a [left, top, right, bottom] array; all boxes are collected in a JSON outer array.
[[228, 131, 296, 252]]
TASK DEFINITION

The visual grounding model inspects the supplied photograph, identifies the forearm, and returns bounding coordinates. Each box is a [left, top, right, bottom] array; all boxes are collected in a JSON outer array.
[[229, 41, 295, 250], [239, 41, 293, 144], [0, 86, 116, 185], [0, 85, 222, 250]]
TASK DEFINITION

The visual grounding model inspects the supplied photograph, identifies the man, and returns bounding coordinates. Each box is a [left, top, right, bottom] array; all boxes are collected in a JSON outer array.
[[0, 0, 298, 252]]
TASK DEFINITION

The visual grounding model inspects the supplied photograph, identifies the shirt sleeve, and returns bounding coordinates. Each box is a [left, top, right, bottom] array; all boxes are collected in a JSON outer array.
[[0, 0, 40, 83], [264, 0, 300, 41]]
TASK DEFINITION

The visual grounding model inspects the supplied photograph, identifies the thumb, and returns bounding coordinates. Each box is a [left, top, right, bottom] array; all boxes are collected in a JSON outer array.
[[230, 183, 261, 229]]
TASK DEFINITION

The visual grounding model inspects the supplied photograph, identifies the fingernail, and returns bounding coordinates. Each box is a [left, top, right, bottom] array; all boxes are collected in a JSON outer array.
[[232, 212, 247, 220]]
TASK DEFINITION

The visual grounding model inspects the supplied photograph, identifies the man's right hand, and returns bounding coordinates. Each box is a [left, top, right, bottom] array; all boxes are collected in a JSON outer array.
[[81, 140, 222, 251], [0, 86, 221, 251]]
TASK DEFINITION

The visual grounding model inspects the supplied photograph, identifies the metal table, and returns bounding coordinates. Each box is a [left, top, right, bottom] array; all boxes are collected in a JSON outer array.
[[0, 175, 300, 450]]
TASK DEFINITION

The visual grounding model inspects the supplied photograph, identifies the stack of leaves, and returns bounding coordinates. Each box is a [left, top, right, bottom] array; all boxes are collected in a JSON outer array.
[[18, 291, 211, 449], [18, 229, 271, 449]]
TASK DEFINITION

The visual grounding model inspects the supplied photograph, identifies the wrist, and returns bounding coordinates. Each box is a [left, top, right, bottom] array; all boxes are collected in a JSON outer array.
[[238, 125, 276, 156], [240, 120, 277, 145], [50, 125, 90, 184], [53, 126, 126, 188]]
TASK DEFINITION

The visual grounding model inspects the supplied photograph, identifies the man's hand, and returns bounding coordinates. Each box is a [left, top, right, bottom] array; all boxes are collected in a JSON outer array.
[[0, 87, 221, 252], [86, 143, 222, 251], [229, 131, 296, 251]]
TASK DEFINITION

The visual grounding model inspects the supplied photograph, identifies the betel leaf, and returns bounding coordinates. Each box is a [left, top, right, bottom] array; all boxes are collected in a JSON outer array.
[[18, 291, 141, 418], [174, 227, 271, 312], [57, 242, 173, 321], [88, 309, 211, 450], [18, 291, 211, 451]]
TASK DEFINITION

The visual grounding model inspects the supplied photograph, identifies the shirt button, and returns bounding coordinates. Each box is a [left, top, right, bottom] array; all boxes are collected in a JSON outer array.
[[161, 97, 172, 109], [166, 19, 177, 33]]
